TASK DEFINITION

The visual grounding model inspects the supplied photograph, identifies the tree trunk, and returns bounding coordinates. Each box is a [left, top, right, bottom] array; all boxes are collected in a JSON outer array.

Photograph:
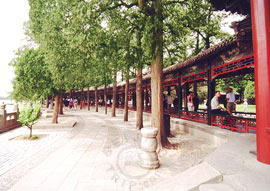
[[52, 94, 59, 123], [195, 31, 200, 55], [59, 93, 63, 115], [193, 83, 197, 94], [136, 68, 143, 130], [80, 89, 83, 109], [87, 88, 90, 111], [239, 87, 244, 103], [184, 84, 188, 110], [151, 52, 170, 147], [69, 90, 72, 98], [29, 126, 32, 138], [95, 87, 98, 112], [46, 97, 49, 108], [136, 29, 143, 130], [205, 36, 210, 49], [104, 84, 108, 114], [112, 70, 117, 117], [151, 0, 170, 147], [124, 79, 129, 121]]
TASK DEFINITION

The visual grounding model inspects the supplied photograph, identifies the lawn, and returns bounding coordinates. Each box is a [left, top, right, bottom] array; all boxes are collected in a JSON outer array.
[[236, 104, 256, 113], [198, 104, 256, 113]]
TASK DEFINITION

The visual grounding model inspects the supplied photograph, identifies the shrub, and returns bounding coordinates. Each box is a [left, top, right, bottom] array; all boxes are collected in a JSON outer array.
[[18, 102, 41, 138]]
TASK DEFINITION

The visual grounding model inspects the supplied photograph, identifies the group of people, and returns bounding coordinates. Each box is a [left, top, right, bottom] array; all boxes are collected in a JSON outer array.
[[211, 87, 236, 116], [58, 87, 249, 116], [187, 92, 200, 112], [186, 87, 247, 116], [63, 98, 86, 110], [163, 94, 179, 111]]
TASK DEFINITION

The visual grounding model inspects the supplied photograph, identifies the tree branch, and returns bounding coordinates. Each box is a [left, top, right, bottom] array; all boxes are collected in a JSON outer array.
[[164, 43, 174, 66], [103, 1, 138, 11], [164, 0, 187, 6]]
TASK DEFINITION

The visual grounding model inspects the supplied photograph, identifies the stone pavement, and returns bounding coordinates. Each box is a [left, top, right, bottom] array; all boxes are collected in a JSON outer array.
[[0, 109, 269, 191], [0, 113, 76, 190]]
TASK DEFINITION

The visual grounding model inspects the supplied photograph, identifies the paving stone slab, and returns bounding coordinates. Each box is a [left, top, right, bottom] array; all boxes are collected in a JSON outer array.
[[148, 162, 222, 191], [199, 183, 235, 191]]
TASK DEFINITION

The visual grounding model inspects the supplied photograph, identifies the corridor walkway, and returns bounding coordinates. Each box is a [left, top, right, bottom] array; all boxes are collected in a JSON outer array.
[[0, 109, 269, 191], [0, 109, 214, 191]]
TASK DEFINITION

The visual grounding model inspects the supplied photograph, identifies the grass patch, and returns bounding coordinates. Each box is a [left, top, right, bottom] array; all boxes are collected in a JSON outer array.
[[236, 104, 256, 113], [23, 135, 40, 140], [198, 104, 256, 113], [10, 134, 47, 141]]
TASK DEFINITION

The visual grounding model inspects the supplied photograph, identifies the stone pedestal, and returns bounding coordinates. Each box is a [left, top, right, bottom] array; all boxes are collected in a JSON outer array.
[[0, 105, 6, 129], [140, 128, 159, 169], [13, 104, 19, 112], [13, 104, 19, 120]]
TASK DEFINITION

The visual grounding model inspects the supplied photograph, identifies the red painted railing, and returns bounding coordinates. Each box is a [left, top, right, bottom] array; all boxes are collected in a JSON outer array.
[[211, 114, 256, 133], [180, 111, 208, 124], [164, 108, 178, 118]]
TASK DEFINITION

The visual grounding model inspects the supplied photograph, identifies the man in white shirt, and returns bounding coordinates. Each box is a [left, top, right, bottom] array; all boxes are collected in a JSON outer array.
[[74, 98, 78, 110], [211, 91, 229, 115], [226, 88, 236, 115]]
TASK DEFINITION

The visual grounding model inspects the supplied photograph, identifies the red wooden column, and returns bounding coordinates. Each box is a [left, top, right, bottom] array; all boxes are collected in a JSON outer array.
[[251, 0, 270, 164]]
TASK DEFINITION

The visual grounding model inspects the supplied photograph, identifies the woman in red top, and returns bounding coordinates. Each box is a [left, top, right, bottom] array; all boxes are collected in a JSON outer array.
[[82, 99, 85, 109], [187, 92, 194, 111]]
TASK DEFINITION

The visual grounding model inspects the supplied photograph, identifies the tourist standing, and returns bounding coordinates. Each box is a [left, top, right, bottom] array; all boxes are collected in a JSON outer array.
[[203, 99, 208, 109], [163, 94, 167, 110], [173, 96, 179, 111], [187, 92, 194, 111], [82, 99, 85, 109], [166, 94, 172, 110], [69, 98, 73, 110], [243, 99, 248, 113], [226, 88, 236, 115], [64, 98, 69, 110], [74, 98, 78, 110], [193, 93, 199, 112]]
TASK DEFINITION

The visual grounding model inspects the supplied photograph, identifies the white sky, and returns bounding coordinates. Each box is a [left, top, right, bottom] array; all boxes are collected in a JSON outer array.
[[0, 0, 29, 97]]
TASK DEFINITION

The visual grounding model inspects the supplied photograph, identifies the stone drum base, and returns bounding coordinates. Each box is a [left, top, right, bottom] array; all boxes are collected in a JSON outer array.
[[140, 128, 159, 169]]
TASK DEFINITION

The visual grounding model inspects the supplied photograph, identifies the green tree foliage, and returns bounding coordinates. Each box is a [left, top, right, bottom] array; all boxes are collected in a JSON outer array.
[[23, 0, 232, 145], [10, 48, 54, 102], [196, 82, 208, 104], [182, 0, 232, 51], [26, 0, 230, 90], [215, 74, 254, 101], [244, 81, 255, 104], [28, 0, 83, 92], [18, 102, 41, 138]]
